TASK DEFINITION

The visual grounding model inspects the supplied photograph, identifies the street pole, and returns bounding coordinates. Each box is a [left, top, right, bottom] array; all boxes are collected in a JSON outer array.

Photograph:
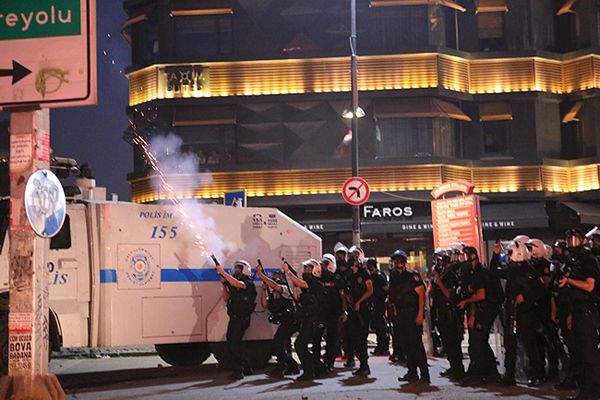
[[350, 0, 360, 247], [0, 109, 64, 400]]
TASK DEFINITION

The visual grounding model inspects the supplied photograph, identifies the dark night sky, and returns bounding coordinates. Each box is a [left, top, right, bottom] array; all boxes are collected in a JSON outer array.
[[2, 0, 132, 200]]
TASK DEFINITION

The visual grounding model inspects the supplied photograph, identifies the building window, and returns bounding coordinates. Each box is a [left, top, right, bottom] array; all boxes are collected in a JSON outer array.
[[479, 102, 511, 156], [375, 118, 433, 158], [481, 121, 509, 155], [369, 6, 429, 51], [128, 10, 158, 65], [174, 14, 233, 57], [477, 12, 505, 51], [177, 125, 236, 167]]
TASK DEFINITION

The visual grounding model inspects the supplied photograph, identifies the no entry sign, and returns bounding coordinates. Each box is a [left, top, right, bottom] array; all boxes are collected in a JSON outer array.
[[342, 177, 370, 206]]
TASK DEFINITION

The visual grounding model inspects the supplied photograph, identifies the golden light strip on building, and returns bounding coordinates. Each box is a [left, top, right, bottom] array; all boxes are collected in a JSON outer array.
[[128, 53, 600, 106], [368, 0, 467, 12], [170, 8, 233, 17], [130, 163, 600, 203]]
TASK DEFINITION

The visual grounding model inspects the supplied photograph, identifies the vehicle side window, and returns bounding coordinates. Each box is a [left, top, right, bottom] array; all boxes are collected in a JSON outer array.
[[50, 214, 71, 250]]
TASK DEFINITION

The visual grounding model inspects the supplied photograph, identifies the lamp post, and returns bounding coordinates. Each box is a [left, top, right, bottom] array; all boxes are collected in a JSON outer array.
[[350, 0, 360, 246]]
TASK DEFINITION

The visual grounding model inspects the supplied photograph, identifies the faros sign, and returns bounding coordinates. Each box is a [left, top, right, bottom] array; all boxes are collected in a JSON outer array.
[[363, 204, 413, 219]]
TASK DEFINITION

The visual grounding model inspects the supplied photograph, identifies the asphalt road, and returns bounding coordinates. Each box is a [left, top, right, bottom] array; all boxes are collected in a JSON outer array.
[[52, 352, 574, 400]]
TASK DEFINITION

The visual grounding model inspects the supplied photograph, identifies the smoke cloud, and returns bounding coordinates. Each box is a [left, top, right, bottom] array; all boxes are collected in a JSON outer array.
[[148, 133, 235, 261]]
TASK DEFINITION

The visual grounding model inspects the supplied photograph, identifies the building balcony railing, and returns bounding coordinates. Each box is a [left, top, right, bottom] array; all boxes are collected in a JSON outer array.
[[129, 162, 600, 203], [128, 52, 600, 106]]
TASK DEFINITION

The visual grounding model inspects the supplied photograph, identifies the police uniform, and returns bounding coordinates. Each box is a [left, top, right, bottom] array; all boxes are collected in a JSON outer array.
[[531, 256, 562, 382], [370, 268, 389, 355], [346, 266, 373, 374], [320, 268, 346, 370], [388, 268, 407, 364], [462, 262, 502, 384], [501, 260, 545, 385], [265, 279, 299, 376], [226, 274, 257, 379], [565, 246, 600, 399], [389, 268, 429, 381], [551, 256, 579, 390], [295, 274, 326, 380], [431, 267, 464, 377]]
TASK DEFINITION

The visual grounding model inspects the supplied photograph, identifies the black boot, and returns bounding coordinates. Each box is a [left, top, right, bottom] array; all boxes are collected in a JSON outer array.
[[398, 371, 419, 382], [352, 364, 370, 376], [420, 367, 430, 384]]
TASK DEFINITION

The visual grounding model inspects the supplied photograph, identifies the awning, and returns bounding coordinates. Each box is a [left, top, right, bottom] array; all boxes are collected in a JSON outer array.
[[122, 14, 147, 29], [170, 0, 233, 17], [480, 202, 549, 230], [172, 105, 236, 127], [479, 102, 512, 121], [300, 202, 548, 234], [122, 5, 154, 30], [369, 0, 466, 12], [476, 0, 508, 13], [374, 98, 472, 121], [562, 202, 600, 225], [562, 101, 583, 123], [557, 0, 576, 15]]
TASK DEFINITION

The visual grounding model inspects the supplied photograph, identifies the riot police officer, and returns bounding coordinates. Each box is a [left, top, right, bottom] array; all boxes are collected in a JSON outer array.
[[342, 245, 365, 368], [457, 246, 502, 386], [284, 258, 326, 381], [528, 238, 563, 382], [319, 253, 347, 372], [257, 264, 300, 378], [551, 239, 579, 391], [215, 259, 257, 380], [558, 229, 600, 400], [430, 249, 464, 379], [499, 240, 544, 387], [389, 250, 430, 383], [345, 253, 373, 376], [366, 258, 390, 356]]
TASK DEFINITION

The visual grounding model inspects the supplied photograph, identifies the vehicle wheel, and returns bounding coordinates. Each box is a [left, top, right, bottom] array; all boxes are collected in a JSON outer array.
[[155, 343, 211, 367]]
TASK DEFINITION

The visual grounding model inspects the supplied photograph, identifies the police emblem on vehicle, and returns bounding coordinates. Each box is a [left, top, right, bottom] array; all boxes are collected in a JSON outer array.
[[130, 255, 151, 283], [118, 246, 160, 288]]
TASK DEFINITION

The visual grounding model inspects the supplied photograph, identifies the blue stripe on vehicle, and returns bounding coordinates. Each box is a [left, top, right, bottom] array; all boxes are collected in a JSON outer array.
[[99, 269, 117, 283], [99, 268, 282, 284]]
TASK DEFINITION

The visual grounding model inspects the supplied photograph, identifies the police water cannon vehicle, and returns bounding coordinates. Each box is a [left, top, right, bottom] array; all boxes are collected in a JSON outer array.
[[0, 167, 321, 373]]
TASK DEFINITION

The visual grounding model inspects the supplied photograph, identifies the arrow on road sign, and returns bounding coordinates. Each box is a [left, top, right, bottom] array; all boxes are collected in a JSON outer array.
[[349, 186, 362, 198], [0, 61, 32, 85]]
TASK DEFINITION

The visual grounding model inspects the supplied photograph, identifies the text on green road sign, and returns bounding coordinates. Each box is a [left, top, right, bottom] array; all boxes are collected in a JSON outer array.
[[0, 0, 81, 41]]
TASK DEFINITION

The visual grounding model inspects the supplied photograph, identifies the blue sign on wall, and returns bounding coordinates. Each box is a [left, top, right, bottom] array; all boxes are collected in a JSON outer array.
[[224, 190, 246, 207]]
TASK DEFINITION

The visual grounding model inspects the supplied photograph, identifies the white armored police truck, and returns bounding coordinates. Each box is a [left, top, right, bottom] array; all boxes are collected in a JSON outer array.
[[0, 178, 322, 373]]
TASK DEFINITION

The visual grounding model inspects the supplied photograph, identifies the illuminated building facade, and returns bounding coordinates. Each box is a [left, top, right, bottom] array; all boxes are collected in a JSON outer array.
[[124, 0, 600, 260]]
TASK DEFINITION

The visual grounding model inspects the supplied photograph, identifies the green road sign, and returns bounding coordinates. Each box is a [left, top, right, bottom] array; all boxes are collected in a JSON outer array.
[[0, 0, 81, 41]]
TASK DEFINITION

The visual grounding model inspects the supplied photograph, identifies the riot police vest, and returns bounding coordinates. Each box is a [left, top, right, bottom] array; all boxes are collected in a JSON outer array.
[[568, 249, 600, 304], [227, 276, 257, 317], [390, 270, 422, 310], [266, 285, 295, 324], [298, 276, 325, 323]]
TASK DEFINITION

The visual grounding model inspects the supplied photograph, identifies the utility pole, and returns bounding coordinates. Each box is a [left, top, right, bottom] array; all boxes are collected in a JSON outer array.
[[350, 0, 361, 247], [0, 108, 64, 400]]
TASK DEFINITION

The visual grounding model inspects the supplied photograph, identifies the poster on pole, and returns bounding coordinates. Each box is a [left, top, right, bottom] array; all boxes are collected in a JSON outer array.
[[431, 183, 484, 258]]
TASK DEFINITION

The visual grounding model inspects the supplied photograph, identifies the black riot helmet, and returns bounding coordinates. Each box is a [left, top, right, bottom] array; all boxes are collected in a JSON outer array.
[[390, 249, 408, 262]]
